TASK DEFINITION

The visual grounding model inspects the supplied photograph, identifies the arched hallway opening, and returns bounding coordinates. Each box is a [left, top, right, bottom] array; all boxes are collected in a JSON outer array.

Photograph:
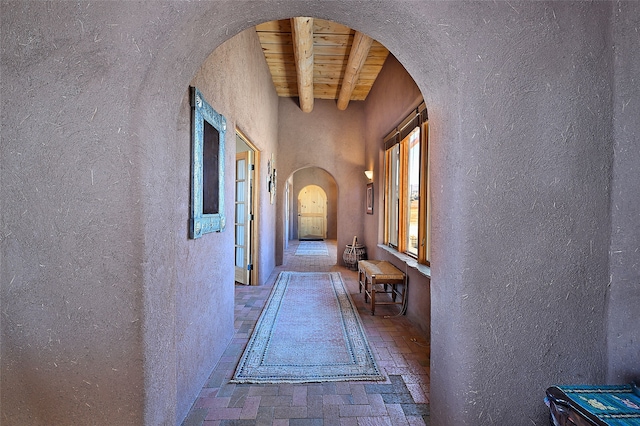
[[179, 18, 431, 424], [287, 166, 339, 255], [171, 10, 434, 424]]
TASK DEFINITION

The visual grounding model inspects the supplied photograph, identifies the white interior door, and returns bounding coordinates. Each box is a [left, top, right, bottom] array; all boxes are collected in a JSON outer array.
[[298, 184, 327, 240], [235, 151, 253, 284]]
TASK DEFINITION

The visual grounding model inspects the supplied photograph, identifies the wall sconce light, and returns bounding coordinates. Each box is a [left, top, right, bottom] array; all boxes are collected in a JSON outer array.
[[364, 170, 373, 180]]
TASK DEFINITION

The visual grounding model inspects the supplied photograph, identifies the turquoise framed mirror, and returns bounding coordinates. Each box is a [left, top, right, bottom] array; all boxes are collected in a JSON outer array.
[[190, 86, 226, 238]]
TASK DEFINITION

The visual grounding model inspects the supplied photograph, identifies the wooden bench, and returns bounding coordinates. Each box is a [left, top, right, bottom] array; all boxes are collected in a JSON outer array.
[[357, 260, 406, 315]]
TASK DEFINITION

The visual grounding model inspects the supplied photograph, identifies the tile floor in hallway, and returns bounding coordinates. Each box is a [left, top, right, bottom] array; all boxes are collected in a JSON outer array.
[[181, 240, 430, 426]]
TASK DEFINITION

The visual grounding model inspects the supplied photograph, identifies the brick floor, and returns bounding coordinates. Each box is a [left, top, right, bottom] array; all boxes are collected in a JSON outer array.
[[181, 240, 430, 426]]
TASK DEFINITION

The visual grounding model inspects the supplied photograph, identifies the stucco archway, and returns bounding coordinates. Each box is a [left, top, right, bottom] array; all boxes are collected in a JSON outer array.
[[288, 167, 339, 253], [132, 6, 450, 423], [2, 2, 621, 426]]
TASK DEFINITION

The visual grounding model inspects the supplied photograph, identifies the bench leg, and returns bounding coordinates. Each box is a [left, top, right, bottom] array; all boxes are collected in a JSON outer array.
[[364, 275, 370, 303], [370, 278, 376, 315]]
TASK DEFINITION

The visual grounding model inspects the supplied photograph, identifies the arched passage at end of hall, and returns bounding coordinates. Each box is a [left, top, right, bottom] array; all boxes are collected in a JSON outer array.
[[288, 167, 338, 243], [282, 166, 340, 264]]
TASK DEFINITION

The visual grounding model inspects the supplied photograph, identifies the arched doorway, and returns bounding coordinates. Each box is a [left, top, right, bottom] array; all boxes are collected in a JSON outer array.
[[290, 167, 338, 243]]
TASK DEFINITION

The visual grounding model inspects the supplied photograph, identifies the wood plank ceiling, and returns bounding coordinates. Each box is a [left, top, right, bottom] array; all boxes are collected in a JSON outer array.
[[255, 18, 390, 112]]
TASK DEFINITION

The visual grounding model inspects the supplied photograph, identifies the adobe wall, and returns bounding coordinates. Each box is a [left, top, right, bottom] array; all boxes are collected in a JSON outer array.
[[187, 26, 280, 290], [426, 3, 614, 422], [1, 1, 633, 425], [0, 3, 282, 424], [176, 27, 280, 422], [2, 3, 152, 424], [609, 2, 640, 384]]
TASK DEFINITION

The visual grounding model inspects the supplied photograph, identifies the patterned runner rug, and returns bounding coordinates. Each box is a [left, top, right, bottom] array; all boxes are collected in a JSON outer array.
[[231, 271, 384, 383], [295, 241, 329, 256]]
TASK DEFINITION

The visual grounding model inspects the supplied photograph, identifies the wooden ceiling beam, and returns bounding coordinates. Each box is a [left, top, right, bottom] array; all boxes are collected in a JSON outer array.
[[256, 19, 389, 106], [336, 31, 373, 110], [290, 17, 314, 113]]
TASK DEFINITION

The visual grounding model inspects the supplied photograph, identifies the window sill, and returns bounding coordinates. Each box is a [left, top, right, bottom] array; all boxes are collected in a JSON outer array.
[[377, 244, 431, 278]]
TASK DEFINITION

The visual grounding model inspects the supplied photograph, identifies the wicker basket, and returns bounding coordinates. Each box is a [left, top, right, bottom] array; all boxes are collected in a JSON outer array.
[[343, 244, 367, 270]]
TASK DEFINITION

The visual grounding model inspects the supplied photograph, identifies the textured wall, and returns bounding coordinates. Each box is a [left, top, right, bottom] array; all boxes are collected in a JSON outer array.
[[1, 1, 634, 425], [175, 27, 280, 423], [1, 3, 152, 424], [0, 2, 282, 424], [609, 1, 640, 384], [426, 3, 614, 423]]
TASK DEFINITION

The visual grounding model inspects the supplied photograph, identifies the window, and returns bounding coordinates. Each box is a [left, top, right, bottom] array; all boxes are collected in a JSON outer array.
[[383, 103, 430, 265]]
